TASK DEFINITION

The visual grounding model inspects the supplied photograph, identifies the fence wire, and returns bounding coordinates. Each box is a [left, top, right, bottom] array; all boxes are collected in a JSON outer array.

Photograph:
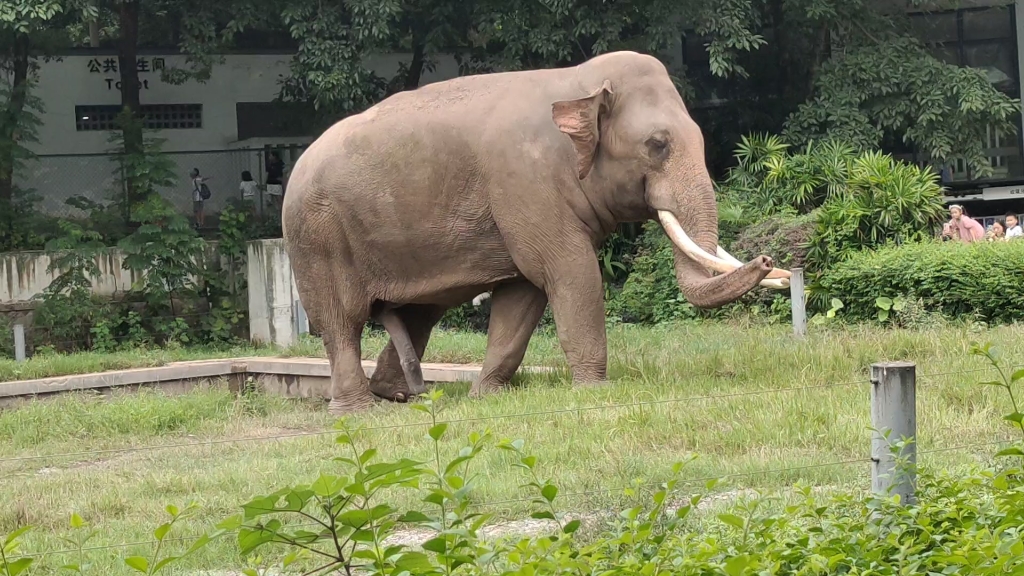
[[16, 147, 305, 222]]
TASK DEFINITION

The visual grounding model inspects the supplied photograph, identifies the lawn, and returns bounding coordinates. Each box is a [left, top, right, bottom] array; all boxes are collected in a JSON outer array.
[[1, 322, 1022, 575]]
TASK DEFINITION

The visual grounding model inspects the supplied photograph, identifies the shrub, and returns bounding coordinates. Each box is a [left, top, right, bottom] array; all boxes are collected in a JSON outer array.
[[729, 211, 816, 270], [719, 134, 946, 274], [815, 239, 1024, 322], [805, 151, 948, 271], [609, 222, 699, 324]]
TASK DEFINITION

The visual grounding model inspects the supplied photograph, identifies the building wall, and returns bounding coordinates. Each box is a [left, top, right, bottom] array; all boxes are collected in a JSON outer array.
[[29, 52, 462, 156], [16, 51, 461, 217]]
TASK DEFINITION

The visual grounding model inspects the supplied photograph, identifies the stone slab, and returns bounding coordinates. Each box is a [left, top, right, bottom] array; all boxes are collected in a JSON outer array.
[[0, 356, 551, 402]]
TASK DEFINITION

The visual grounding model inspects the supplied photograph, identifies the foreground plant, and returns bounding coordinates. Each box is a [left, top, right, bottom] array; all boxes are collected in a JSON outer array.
[[970, 342, 1024, 457], [0, 527, 32, 576]]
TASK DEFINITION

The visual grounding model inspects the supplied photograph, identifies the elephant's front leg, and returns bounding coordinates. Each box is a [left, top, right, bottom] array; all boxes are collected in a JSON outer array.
[[470, 281, 548, 397], [545, 248, 608, 384], [369, 304, 447, 401]]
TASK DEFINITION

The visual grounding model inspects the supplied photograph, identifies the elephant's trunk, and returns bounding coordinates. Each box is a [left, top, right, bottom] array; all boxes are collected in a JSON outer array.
[[655, 177, 789, 309]]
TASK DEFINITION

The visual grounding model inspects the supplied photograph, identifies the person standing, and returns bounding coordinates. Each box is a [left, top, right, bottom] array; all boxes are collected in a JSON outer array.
[[189, 167, 213, 230], [940, 204, 985, 243], [266, 151, 285, 211], [1005, 213, 1022, 239], [239, 170, 260, 217]]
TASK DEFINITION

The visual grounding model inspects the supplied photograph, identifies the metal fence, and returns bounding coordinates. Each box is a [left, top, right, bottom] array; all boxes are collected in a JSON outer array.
[[15, 146, 307, 221]]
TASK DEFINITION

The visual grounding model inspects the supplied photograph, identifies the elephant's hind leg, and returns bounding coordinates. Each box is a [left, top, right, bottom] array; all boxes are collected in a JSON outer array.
[[321, 320, 377, 416], [470, 281, 547, 397], [293, 259, 377, 415], [369, 304, 447, 401]]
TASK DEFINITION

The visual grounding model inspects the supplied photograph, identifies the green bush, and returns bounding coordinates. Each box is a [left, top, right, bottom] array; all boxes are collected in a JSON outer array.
[[720, 134, 946, 274], [608, 221, 699, 324], [815, 240, 1024, 322], [730, 211, 816, 270]]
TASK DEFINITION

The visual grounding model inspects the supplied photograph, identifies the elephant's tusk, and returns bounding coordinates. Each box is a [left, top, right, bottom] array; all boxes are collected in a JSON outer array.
[[657, 211, 739, 275], [759, 278, 790, 290], [716, 245, 792, 280]]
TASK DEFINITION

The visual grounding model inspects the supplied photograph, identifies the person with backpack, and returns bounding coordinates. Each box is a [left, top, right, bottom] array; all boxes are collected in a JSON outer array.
[[189, 167, 213, 229]]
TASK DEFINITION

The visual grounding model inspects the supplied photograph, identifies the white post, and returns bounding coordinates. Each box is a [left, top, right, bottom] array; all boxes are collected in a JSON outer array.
[[247, 239, 300, 348], [295, 299, 309, 338], [870, 361, 917, 505], [790, 267, 806, 337], [13, 324, 26, 362]]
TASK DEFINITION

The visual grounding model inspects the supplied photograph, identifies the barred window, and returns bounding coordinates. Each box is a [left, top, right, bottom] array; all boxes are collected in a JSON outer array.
[[75, 104, 203, 131]]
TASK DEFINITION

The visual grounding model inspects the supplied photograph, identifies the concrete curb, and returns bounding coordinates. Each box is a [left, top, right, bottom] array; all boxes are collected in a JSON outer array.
[[0, 357, 553, 404]]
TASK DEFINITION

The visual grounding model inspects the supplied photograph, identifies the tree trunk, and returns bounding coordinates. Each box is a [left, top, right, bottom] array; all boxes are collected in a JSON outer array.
[[403, 31, 425, 91], [768, 0, 788, 104], [0, 33, 31, 240], [117, 0, 144, 211]]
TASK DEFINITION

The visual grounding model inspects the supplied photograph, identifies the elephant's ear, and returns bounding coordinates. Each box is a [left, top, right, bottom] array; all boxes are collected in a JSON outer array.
[[551, 80, 613, 180]]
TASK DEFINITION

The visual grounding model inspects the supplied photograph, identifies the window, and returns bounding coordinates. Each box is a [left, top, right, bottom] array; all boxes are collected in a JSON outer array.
[[235, 101, 316, 140], [74, 104, 203, 131], [911, 5, 1018, 97], [909, 5, 1022, 182]]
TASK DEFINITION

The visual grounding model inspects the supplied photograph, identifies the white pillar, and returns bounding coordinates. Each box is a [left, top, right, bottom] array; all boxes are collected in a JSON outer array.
[[247, 239, 299, 348]]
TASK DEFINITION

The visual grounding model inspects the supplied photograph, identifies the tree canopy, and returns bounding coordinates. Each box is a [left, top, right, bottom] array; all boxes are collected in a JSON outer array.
[[2, 0, 1021, 179]]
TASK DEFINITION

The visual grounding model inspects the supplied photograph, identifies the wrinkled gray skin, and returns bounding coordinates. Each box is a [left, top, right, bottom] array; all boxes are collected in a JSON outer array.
[[283, 51, 775, 415]]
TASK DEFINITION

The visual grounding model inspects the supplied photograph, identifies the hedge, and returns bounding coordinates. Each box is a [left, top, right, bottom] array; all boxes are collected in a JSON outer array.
[[815, 239, 1024, 322]]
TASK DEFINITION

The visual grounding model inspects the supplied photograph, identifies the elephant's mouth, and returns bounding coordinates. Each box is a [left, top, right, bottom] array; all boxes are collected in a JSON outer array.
[[657, 210, 791, 290]]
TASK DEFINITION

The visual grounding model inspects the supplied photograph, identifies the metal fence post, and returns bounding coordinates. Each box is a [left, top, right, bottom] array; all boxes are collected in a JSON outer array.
[[294, 299, 309, 340], [870, 361, 917, 505], [790, 267, 806, 337], [13, 324, 26, 362]]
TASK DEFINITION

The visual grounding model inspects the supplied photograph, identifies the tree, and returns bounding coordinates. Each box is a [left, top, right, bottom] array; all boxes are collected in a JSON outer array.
[[0, 0, 87, 248]]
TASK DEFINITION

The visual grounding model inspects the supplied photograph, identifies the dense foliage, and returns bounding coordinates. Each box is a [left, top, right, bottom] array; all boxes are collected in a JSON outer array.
[[815, 240, 1024, 324], [603, 135, 948, 326], [26, 203, 253, 354], [720, 134, 947, 274]]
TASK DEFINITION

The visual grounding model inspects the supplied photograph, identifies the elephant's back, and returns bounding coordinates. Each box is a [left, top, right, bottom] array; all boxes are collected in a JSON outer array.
[[282, 86, 519, 303]]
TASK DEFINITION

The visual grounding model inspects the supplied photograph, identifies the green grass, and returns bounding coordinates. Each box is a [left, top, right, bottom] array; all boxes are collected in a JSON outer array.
[[1, 322, 1022, 575]]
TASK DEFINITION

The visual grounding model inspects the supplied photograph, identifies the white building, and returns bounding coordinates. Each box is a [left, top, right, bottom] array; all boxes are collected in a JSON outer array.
[[17, 50, 461, 218]]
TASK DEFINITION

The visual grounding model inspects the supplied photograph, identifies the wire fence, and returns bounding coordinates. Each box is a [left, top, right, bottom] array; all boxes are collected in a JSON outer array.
[[15, 145, 307, 223], [1, 365, 1012, 464]]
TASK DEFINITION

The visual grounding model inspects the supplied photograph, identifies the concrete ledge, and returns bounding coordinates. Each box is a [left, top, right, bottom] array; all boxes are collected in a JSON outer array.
[[0, 357, 554, 406]]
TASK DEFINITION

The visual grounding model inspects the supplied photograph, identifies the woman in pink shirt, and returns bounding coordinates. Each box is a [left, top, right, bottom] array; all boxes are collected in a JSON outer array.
[[941, 204, 985, 242]]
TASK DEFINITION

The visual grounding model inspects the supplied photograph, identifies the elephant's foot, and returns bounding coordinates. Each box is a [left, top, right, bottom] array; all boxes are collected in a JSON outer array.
[[328, 392, 378, 416], [574, 378, 611, 389], [571, 369, 610, 389], [369, 379, 421, 403], [469, 379, 504, 398]]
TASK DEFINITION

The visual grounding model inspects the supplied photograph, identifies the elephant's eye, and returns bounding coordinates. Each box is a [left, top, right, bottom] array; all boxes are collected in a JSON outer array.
[[646, 137, 669, 155]]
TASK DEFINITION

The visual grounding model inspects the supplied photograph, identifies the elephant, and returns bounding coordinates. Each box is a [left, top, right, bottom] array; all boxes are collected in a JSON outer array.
[[282, 50, 791, 415]]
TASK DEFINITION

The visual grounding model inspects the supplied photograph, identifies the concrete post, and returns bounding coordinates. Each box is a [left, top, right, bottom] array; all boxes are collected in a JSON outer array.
[[790, 267, 806, 338], [14, 324, 26, 362], [247, 239, 299, 348], [295, 298, 309, 339], [870, 361, 917, 505]]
